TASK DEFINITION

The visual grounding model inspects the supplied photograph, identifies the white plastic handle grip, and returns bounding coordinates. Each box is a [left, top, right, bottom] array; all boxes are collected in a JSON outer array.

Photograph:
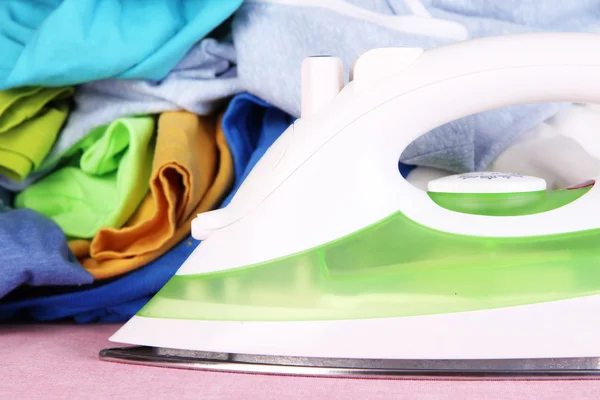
[[192, 32, 600, 239], [359, 32, 600, 156], [301, 56, 344, 118]]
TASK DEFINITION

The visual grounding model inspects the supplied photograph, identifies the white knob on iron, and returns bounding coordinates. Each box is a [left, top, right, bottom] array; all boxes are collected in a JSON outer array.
[[300, 56, 344, 117], [191, 208, 232, 240], [427, 172, 547, 194]]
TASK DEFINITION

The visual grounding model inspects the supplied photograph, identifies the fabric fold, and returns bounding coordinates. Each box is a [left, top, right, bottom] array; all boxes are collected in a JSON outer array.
[[0, 93, 290, 323], [69, 111, 234, 279], [14, 116, 155, 239], [0, 86, 73, 181], [0, 37, 241, 191], [0, 208, 93, 300], [0, 0, 243, 89]]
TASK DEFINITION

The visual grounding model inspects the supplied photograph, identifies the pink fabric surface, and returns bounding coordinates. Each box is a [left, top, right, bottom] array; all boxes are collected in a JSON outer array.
[[2, 323, 600, 399]]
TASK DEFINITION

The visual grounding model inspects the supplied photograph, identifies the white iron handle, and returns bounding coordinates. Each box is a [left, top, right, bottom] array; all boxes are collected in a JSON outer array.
[[353, 32, 600, 156], [193, 32, 600, 239]]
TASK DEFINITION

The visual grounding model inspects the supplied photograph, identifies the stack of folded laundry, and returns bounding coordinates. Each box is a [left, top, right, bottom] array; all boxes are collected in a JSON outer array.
[[2, 0, 600, 323]]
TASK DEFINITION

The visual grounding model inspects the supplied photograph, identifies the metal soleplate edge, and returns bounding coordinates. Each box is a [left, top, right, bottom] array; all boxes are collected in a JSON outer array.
[[99, 346, 600, 379]]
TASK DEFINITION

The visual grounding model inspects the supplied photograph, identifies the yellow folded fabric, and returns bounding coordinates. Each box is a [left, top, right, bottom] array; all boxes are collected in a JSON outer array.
[[68, 111, 234, 279], [0, 86, 73, 181]]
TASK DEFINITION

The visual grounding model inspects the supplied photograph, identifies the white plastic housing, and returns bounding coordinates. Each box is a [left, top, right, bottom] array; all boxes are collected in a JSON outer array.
[[187, 32, 600, 275], [111, 32, 600, 360], [300, 56, 344, 117], [111, 295, 600, 360], [350, 47, 424, 92]]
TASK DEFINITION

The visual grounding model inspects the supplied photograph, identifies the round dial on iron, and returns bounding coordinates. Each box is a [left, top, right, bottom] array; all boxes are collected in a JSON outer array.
[[427, 172, 547, 194], [425, 172, 594, 217]]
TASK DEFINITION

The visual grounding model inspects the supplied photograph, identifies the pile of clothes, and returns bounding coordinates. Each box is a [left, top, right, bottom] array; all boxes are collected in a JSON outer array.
[[2, 0, 600, 323]]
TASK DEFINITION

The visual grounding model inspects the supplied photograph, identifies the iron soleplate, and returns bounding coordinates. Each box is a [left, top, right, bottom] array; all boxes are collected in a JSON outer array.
[[99, 346, 600, 379]]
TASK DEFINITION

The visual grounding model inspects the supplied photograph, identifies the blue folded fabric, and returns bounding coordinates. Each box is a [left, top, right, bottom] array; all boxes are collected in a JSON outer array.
[[0, 208, 93, 300], [0, 0, 242, 89], [0, 93, 293, 323], [230, 0, 600, 172]]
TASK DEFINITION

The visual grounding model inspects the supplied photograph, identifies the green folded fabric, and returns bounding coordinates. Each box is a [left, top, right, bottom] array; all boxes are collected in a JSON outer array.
[[0, 86, 74, 181], [15, 116, 155, 239]]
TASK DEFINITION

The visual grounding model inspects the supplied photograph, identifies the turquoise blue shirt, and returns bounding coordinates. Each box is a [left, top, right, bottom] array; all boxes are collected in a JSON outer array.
[[0, 0, 241, 89]]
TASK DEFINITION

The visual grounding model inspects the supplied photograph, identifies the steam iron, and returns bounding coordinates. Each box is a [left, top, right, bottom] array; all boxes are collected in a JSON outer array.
[[101, 32, 600, 378]]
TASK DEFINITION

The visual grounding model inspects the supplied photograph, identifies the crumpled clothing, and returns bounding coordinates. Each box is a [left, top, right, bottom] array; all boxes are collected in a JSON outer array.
[[69, 111, 234, 280], [14, 117, 155, 239], [0, 208, 93, 300], [0, 0, 242, 89], [0, 93, 292, 323], [0, 37, 240, 191], [0, 86, 73, 181]]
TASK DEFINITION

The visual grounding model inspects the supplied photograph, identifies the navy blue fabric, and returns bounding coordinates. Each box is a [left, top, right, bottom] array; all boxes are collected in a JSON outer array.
[[398, 162, 416, 178], [0, 208, 93, 300], [0, 93, 293, 322], [0, 187, 11, 209]]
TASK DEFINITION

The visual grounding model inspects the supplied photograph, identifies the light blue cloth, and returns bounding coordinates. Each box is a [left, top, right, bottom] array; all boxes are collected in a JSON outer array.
[[0, 0, 242, 89], [0, 37, 241, 191], [229, 0, 600, 172], [0, 208, 93, 300], [0, 93, 292, 322]]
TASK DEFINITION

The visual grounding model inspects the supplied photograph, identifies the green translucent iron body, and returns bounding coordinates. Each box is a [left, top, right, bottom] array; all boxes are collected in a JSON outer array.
[[138, 186, 600, 322]]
